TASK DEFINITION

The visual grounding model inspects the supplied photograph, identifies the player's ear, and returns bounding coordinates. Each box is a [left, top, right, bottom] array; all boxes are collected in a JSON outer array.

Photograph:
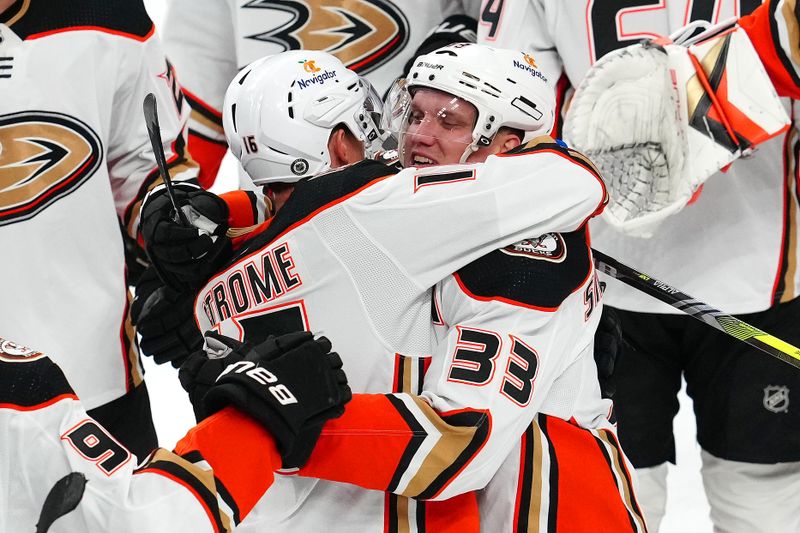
[[328, 126, 364, 168], [495, 127, 523, 153]]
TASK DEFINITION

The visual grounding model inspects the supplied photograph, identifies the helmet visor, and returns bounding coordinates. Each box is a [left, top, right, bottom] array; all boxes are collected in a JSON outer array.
[[357, 77, 390, 158], [384, 80, 478, 168]]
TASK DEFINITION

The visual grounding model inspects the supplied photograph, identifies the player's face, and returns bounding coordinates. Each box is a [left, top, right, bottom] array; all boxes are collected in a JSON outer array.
[[401, 88, 476, 167]]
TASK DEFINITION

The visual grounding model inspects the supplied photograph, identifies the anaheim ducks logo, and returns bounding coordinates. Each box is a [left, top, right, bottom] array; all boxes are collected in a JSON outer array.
[[241, 0, 409, 74], [0, 338, 45, 363], [501, 233, 567, 262], [0, 111, 102, 227]]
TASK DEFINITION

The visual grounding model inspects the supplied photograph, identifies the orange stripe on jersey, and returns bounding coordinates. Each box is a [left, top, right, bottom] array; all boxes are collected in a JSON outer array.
[[188, 131, 227, 189], [0, 392, 77, 411], [174, 407, 279, 520], [302, 394, 419, 492], [424, 493, 480, 532], [740, 1, 800, 99], [27, 24, 156, 42], [221, 190, 259, 229], [542, 416, 644, 532]]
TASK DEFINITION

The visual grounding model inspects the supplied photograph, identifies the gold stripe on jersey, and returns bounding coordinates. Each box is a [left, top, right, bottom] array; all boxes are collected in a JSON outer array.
[[778, 126, 799, 303], [190, 109, 225, 137], [388, 356, 425, 533], [137, 448, 233, 533], [597, 430, 647, 532], [124, 289, 143, 388], [399, 397, 490, 499], [502, 135, 604, 179], [526, 420, 545, 532], [4, 0, 30, 26], [780, 0, 800, 68]]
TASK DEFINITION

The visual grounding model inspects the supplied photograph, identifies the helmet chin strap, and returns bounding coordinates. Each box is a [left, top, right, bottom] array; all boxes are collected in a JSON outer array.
[[459, 128, 495, 164], [458, 142, 479, 164]]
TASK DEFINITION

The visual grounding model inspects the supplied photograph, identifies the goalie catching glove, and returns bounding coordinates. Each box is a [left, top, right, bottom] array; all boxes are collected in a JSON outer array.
[[564, 19, 789, 237], [140, 184, 232, 290], [186, 331, 351, 466]]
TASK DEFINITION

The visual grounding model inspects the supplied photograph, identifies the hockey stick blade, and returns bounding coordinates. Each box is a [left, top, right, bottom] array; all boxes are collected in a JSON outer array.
[[593, 249, 800, 370], [35, 472, 87, 533], [142, 92, 190, 225]]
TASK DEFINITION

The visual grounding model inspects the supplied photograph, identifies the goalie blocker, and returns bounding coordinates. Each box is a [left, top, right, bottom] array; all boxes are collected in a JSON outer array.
[[564, 20, 790, 238]]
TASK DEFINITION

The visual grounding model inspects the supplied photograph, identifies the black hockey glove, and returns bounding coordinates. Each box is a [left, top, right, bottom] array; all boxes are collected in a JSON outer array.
[[140, 187, 231, 291], [593, 304, 624, 399], [131, 266, 202, 368], [202, 331, 351, 464], [400, 14, 477, 79]]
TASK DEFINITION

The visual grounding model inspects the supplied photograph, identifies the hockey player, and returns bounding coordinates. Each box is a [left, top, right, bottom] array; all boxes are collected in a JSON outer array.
[[150, 47, 616, 531], [0, 332, 351, 533], [292, 46, 643, 532], [477, 1, 800, 531], [0, 0, 201, 458], [135, 2, 486, 369]]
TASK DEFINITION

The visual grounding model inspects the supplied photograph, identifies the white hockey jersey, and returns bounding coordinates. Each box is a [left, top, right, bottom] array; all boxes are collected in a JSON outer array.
[[0, 338, 280, 533], [0, 0, 196, 409], [478, 0, 800, 315], [297, 223, 646, 532], [160, 0, 481, 187], [194, 143, 607, 532]]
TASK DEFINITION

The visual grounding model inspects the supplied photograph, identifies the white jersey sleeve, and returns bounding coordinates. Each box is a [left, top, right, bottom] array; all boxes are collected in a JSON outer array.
[[110, 30, 198, 238], [346, 137, 606, 289], [0, 343, 279, 533], [160, 0, 235, 188]]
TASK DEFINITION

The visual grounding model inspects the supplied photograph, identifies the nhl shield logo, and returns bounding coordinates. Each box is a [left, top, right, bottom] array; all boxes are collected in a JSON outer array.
[[763, 385, 790, 413]]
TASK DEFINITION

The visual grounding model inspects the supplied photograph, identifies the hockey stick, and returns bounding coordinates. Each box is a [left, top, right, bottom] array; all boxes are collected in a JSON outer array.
[[592, 249, 800, 370], [142, 92, 190, 225], [35, 472, 87, 533]]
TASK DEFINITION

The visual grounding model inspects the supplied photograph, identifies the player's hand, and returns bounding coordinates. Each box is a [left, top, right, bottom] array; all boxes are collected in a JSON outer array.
[[131, 266, 202, 368], [140, 187, 231, 290], [594, 305, 623, 399], [202, 331, 351, 465]]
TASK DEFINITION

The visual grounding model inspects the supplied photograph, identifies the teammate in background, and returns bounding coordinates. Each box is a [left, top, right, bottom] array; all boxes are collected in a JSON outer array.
[[0, 333, 350, 533], [145, 47, 604, 531], [0, 0, 202, 458], [477, 1, 800, 530]]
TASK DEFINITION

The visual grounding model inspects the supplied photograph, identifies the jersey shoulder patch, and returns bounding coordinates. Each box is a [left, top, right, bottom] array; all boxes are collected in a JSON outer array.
[[454, 227, 592, 310], [6, 0, 153, 41], [0, 339, 75, 408]]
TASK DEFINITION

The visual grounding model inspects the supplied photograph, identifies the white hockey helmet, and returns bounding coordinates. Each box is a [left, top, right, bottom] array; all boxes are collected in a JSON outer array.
[[222, 50, 385, 186], [387, 43, 556, 163]]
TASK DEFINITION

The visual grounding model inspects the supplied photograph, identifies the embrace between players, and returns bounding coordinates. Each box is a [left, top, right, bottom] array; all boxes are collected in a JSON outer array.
[[5, 43, 641, 532], [137, 44, 633, 532]]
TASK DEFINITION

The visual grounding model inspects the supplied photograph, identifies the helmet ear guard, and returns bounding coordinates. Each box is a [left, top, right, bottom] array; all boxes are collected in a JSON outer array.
[[222, 51, 388, 187]]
